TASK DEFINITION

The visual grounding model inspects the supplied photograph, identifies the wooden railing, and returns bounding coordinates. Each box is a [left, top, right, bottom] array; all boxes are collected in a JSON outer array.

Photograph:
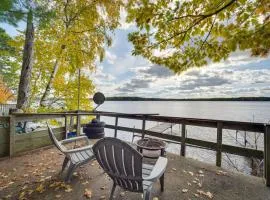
[[0, 111, 269, 186]]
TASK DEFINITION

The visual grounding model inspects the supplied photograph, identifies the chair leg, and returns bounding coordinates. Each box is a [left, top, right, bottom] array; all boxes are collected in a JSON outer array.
[[143, 188, 151, 200], [62, 157, 69, 172], [109, 182, 116, 200], [65, 163, 76, 182], [160, 174, 164, 192]]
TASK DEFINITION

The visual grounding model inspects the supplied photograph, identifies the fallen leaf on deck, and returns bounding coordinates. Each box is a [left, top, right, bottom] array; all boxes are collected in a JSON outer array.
[[73, 172, 78, 177], [64, 186, 73, 193], [19, 191, 25, 200], [188, 171, 194, 176], [84, 188, 92, 199], [206, 191, 214, 199], [55, 194, 62, 198], [22, 185, 28, 190], [120, 192, 125, 197], [82, 181, 89, 185], [198, 170, 204, 174], [99, 196, 106, 199], [199, 174, 204, 177], [153, 197, 159, 200], [187, 182, 191, 186], [182, 189, 188, 193], [216, 170, 227, 176], [28, 190, 33, 195], [172, 168, 177, 171], [8, 181, 14, 185], [197, 190, 214, 199], [36, 184, 45, 193], [100, 186, 105, 190], [4, 194, 12, 199]]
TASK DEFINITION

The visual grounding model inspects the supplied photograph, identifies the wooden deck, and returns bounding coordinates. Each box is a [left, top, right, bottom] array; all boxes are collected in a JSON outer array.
[[0, 146, 269, 200]]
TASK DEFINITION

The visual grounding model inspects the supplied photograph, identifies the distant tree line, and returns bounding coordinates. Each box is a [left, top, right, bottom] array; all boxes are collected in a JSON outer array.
[[105, 97, 270, 101]]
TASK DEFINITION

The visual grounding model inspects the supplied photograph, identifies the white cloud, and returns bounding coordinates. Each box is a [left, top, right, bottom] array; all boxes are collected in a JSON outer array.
[[105, 51, 117, 64]]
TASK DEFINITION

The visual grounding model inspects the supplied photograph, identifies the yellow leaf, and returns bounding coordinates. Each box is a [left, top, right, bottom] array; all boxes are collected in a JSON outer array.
[[36, 184, 45, 193], [84, 188, 92, 199]]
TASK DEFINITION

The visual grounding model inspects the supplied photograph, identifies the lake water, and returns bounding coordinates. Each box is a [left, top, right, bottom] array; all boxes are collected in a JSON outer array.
[[97, 101, 270, 175]]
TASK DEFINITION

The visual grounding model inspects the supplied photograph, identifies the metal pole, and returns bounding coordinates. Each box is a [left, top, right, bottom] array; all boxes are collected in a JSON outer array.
[[77, 68, 81, 111]]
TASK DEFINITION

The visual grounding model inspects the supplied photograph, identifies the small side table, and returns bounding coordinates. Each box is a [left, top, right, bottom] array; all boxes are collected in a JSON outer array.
[[135, 138, 167, 191], [135, 138, 167, 159]]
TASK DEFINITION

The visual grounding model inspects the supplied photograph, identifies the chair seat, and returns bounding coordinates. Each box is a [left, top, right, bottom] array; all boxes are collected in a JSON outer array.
[[70, 149, 93, 164]]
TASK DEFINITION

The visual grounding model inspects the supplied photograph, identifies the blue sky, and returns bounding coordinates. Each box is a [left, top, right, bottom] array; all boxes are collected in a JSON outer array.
[[1, 18, 270, 98]]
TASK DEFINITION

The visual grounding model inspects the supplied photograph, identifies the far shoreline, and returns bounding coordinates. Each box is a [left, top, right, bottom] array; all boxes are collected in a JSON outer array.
[[105, 97, 270, 101]]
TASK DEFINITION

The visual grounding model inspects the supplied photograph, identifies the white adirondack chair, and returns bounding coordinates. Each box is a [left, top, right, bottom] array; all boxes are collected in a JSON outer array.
[[47, 123, 94, 181], [92, 137, 168, 200]]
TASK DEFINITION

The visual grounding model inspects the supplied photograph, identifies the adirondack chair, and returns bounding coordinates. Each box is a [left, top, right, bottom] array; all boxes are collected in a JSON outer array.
[[47, 123, 94, 181], [92, 137, 168, 200]]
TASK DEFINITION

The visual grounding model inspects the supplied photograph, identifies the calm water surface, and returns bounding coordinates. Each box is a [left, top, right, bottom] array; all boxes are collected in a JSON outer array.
[[98, 101, 270, 175]]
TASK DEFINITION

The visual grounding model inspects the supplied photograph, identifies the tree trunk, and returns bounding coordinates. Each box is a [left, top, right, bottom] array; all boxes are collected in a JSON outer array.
[[39, 59, 59, 107], [16, 10, 34, 110]]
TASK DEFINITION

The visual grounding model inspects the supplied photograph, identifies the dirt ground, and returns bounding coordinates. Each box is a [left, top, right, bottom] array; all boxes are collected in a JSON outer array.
[[0, 145, 270, 200]]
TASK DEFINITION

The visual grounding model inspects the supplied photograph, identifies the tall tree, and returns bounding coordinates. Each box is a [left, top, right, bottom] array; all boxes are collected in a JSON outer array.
[[0, 0, 54, 110], [127, 0, 270, 73], [38, 0, 122, 108]]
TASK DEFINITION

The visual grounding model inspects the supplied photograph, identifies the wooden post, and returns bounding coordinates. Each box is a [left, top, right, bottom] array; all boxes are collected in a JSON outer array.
[[64, 115, 68, 139], [142, 116, 146, 138], [264, 125, 270, 186], [114, 116, 118, 138], [181, 123, 186, 156], [70, 116, 74, 132], [9, 115, 16, 157], [216, 122, 223, 167], [76, 114, 81, 135]]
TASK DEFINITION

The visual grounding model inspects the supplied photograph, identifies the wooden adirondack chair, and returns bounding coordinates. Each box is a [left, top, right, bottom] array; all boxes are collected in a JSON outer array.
[[47, 123, 94, 181], [92, 137, 168, 200]]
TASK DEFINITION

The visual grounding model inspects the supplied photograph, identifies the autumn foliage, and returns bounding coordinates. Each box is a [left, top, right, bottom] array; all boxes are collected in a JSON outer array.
[[0, 77, 14, 104]]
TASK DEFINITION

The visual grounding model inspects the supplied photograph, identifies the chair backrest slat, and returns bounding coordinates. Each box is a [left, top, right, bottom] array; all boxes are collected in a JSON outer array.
[[47, 123, 66, 153], [93, 137, 143, 192]]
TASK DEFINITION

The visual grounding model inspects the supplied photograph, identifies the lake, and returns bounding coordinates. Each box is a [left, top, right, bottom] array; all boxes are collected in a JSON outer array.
[[98, 101, 270, 175]]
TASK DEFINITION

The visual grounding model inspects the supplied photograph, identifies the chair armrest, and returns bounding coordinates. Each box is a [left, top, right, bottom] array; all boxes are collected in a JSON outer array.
[[63, 144, 93, 154], [60, 136, 90, 145], [143, 157, 168, 182]]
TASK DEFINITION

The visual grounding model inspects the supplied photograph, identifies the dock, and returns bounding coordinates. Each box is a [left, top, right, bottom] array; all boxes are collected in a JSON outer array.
[[147, 122, 175, 133]]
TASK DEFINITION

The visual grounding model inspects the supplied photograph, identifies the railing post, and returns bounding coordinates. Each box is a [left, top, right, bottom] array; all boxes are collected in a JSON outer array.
[[264, 125, 270, 186], [76, 114, 81, 135], [114, 116, 118, 138], [181, 123, 186, 156], [216, 122, 223, 167], [9, 115, 15, 157], [64, 115, 68, 139], [142, 116, 146, 138]]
